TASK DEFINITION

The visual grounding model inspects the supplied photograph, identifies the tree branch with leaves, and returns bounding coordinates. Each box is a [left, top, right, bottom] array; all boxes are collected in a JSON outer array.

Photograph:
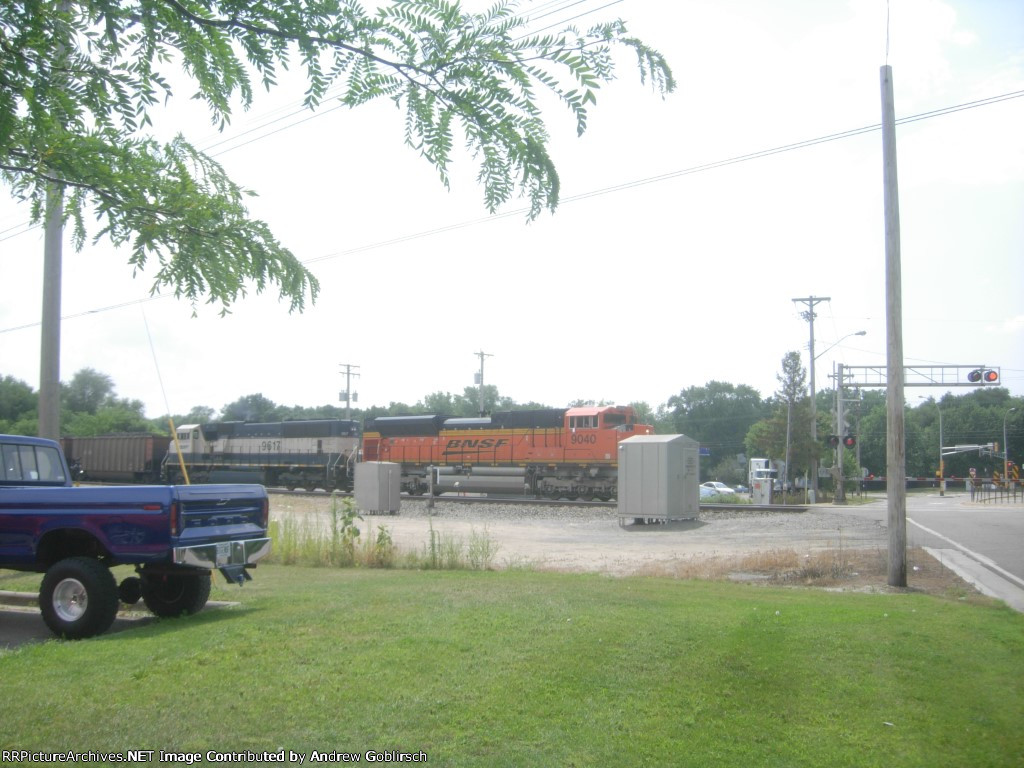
[[1, 0, 674, 314]]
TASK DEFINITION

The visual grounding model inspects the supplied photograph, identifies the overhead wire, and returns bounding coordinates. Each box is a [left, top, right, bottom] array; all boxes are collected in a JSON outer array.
[[1, 87, 1021, 334]]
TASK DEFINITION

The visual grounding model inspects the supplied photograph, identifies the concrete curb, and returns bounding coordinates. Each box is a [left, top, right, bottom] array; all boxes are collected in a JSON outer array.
[[923, 547, 1024, 613]]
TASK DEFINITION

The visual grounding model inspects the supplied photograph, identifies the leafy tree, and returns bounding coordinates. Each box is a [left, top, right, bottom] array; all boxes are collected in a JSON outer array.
[[219, 393, 282, 422], [666, 381, 767, 471], [183, 405, 217, 425], [909, 388, 1022, 480], [0, 375, 37, 428], [856, 396, 887, 478], [61, 368, 117, 414], [2, 0, 674, 314], [64, 404, 154, 436], [422, 391, 459, 415], [775, 351, 806, 484], [629, 401, 656, 427], [706, 454, 745, 487], [777, 352, 806, 402]]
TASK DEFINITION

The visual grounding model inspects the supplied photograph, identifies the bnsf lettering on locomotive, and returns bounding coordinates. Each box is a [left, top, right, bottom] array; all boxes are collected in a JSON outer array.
[[445, 438, 510, 450]]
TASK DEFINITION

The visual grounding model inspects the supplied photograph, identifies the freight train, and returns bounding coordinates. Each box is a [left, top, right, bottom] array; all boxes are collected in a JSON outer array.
[[60, 405, 650, 499], [63, 419, 362, 491], [363, 405, 653, 499], [61, 434, 171, 483]]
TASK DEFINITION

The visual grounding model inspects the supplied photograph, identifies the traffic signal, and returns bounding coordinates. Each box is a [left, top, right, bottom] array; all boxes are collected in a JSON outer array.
[[843, 434, 856, 448], [828, 435, 839, 448], [968, 368, 999, 384]]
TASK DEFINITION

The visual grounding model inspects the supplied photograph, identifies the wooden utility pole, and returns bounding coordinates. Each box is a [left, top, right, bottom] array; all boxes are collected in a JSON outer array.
[[881, 65, 907, 588], [38, 185, 63, 440], [338, 363, 360, 420], [37, 0, 71, 441], [792, 296, 829, 503], [474, 350, 492, 416]]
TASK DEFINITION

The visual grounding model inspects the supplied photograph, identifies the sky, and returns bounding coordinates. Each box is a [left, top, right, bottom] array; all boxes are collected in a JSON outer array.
[[1, 0, 1022, 421]]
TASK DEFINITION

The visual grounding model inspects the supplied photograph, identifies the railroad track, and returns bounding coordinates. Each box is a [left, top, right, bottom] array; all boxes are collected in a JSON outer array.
[[265, 488, 808, 513], [77, 484, 806, 513]]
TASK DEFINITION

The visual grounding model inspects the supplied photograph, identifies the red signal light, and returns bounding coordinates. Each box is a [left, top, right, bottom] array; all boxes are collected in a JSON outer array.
[[843, 434, 856, 448], [968, 368, 999, 384]]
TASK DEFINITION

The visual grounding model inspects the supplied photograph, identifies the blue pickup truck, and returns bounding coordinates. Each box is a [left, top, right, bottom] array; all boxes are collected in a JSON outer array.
[[0, 434, 271, 639]]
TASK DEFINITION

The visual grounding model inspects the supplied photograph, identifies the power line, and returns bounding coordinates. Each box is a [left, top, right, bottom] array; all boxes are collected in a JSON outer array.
[[1, 89, 1021, 332]]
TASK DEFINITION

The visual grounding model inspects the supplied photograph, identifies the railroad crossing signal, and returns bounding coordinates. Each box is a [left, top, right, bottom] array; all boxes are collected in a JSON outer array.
[[842, 365, 1002, 388], [828, 434, 857, 448], [967, 368, 999, 384]]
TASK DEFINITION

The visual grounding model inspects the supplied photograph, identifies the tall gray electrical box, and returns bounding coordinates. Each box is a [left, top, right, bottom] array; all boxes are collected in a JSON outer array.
[[354, 461, 402, 514], [617, 434, 700, 524]]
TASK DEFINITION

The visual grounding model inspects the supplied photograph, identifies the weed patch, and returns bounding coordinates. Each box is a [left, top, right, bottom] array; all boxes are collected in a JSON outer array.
[[266, 496, 499, 571]]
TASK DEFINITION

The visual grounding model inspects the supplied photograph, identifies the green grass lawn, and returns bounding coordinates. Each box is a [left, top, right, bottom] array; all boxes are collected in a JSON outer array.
[[2, 566, 1022, 767]]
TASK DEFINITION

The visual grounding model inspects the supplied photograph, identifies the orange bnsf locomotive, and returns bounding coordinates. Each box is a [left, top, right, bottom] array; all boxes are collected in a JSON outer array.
[[361, 405, 653, 499]]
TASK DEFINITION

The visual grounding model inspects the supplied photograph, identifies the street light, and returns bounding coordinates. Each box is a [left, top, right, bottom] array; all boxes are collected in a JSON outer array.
[[816, 331, 868, 361], [918, 396, 944, 496], [1005, 407, 1018, 486]]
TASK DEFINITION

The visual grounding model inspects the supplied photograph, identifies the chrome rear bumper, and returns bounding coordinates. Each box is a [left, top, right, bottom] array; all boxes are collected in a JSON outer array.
[[173, 537, 272, 570]]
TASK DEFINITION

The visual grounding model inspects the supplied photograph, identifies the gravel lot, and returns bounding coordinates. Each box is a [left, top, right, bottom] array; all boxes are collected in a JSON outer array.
[[269, 494, 976, 596]]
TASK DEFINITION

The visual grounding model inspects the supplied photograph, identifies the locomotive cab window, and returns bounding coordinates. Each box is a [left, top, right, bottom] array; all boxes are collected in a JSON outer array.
[[570, 415, 598, 430]]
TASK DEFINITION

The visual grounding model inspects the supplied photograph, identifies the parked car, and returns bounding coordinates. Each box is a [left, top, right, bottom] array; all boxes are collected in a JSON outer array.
[[699, 485, 716, 499], [701, 481, 736, 495]]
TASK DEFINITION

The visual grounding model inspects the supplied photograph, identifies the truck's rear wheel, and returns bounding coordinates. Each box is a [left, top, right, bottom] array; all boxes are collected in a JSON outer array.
[[39, 557, 119, 640], [141, 568, 211, 618]]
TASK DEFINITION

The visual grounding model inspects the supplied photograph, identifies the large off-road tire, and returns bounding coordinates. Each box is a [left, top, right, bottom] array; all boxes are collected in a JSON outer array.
[[39, 557, 120, 640], [141, 568, 212, 618]]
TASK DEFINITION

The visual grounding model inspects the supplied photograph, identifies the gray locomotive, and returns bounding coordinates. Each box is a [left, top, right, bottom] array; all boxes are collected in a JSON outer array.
[[162, 419, 361, 490]]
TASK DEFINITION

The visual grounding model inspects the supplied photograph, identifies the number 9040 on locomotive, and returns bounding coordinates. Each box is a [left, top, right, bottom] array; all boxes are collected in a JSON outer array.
[[362, 405, 652, 500]]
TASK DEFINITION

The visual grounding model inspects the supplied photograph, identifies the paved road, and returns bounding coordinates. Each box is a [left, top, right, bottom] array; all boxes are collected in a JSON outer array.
[[0, 603, 155, 650], [839, 490, 1024, 611], [0, 599, 233, 651]]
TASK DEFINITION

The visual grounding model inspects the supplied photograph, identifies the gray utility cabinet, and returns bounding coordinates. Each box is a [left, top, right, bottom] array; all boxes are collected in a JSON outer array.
[[617, 434, 700, 523], [354, 461, 402, 514]]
